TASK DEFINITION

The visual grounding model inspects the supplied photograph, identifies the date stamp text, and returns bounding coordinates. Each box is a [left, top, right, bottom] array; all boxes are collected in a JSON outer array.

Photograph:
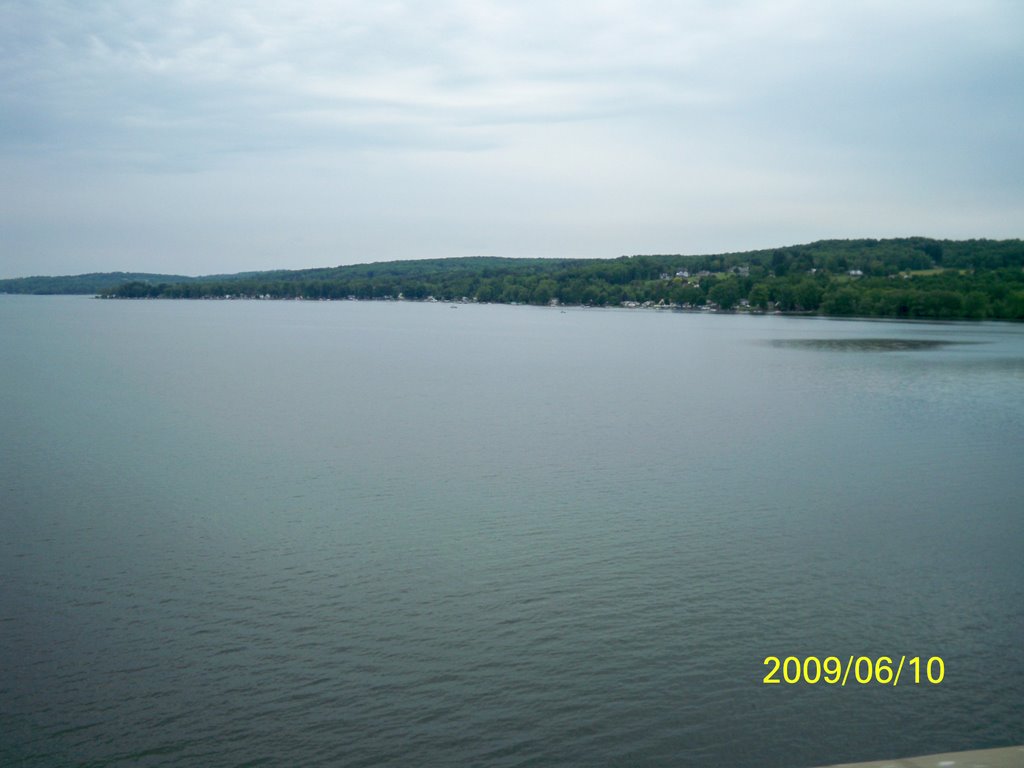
[[762, 656, 945, 686]]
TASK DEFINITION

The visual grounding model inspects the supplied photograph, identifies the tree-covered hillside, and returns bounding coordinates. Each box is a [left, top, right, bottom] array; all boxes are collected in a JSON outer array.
[[15, 238, 1024, 320]]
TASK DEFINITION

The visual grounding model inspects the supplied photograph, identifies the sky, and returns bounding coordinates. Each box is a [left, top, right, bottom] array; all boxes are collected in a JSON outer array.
[[1, 1, 1022, 278]]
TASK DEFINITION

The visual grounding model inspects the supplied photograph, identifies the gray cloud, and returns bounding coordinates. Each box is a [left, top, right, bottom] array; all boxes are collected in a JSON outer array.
[[1, 0, 1021, 276]]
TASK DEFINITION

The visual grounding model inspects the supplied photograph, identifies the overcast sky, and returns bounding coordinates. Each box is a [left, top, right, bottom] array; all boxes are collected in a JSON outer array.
[[1, 1, 1022, 278]]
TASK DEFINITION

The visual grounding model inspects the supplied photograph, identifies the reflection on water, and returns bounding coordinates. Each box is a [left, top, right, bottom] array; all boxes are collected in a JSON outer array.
[[770, 338, 981, 352]]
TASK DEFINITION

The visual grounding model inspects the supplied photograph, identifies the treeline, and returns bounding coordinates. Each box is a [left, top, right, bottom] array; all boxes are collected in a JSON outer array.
[[0, 271, 195, 295], [64, 238, 1024, 320]]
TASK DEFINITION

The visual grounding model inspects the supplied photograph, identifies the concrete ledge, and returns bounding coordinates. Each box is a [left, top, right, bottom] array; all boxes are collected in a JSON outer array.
[[815, 745, 1024, 768]]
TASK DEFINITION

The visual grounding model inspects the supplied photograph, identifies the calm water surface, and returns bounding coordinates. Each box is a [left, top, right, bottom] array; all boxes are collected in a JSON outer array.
[[1, 297, 1022, 767]]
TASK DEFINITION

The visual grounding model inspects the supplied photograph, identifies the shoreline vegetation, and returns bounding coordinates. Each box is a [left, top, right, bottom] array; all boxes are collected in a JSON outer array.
[[3, 237, 1023, 320]]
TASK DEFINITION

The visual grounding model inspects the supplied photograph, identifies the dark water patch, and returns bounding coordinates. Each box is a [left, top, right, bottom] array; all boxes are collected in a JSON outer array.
[[770, 338, 982, 352]]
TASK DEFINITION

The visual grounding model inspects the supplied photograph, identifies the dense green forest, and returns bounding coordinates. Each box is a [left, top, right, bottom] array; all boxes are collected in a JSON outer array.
[[6, 238, 1024, 320]]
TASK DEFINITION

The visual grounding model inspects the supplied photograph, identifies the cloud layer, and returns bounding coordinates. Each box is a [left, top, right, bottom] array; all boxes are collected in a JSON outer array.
[[2, 0, 1022, 276]]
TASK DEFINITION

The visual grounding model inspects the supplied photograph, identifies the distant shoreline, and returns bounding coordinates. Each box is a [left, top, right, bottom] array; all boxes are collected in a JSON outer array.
[[3, 292, 1020, 326], [4, 237, 1023, 321]]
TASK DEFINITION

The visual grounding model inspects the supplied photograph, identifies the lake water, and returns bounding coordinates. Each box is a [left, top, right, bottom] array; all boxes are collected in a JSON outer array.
[[1, 296, 1022, 767]]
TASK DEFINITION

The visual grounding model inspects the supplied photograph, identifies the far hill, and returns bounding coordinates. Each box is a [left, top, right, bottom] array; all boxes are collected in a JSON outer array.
[[0, 272, 197, 295]]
